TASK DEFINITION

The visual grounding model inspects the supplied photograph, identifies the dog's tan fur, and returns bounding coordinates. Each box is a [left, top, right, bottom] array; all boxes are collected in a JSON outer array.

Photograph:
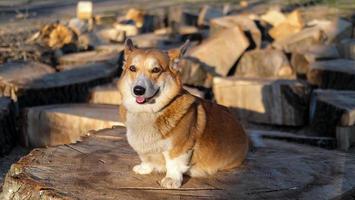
[[118, 39, 249, 188]]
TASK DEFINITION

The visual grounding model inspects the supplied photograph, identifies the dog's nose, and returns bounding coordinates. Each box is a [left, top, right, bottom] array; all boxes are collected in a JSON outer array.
[[133, 86, 146, 96]]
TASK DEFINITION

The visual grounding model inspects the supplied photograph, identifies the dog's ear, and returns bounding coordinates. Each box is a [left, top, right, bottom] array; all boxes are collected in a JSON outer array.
[[124, 38, 135, 59], [168, 40, 190, 71]]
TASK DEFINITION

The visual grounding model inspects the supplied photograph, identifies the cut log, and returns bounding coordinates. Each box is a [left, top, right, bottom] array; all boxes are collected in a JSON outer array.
[[273, 26, 326, 53], [94, 13, 117, 25], [183, 10, 198, 26], [309, 89, 355, 137], [291, 44, 339, 75], [22, 104, 122, 147], [58, 50, 119, 66], [336, 126, 355, 151], [210, 15, 262, 48], [213, 77, 309, 126], [235, 49, 294, 78], [260, 9, 286, 26], [0, 98, 16, 156], [68, 18, 88, 36], [48, 24, 75, 49], [97, 28, 126, 43], [307, 59, 355, 90], [0, 62, 55, 83], [89, 80, 121, 105], [77, 1, 93, 20], [308, 19, 353, 44], [337, 38, 355, 60], [77, 32, 104, 50], [189, 26, 249, 76], [124, 8, 144, 28], [1, 128, 355, 200], [113, 23, 139, 37], [179, 57, 214, 88], [154, 26, 199, 36], [197, 5, 223, 27], [168, 5, 183, 26], [269, 10, 304, 41], [0, 62, 118, 108]]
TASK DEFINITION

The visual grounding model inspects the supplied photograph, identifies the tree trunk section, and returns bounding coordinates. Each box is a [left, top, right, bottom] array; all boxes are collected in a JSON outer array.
[[22, 104, 122, 147], [1, 128, 355, 199]]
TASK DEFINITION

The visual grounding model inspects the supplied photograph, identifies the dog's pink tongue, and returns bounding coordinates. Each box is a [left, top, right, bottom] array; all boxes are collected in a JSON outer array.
[[136, 96, 146, 104]]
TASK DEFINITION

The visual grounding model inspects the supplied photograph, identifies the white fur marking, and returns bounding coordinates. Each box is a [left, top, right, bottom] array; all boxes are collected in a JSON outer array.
[[126, 112, 170, 154], [133, 163, 154, 174], [160, 151, 191, 188]]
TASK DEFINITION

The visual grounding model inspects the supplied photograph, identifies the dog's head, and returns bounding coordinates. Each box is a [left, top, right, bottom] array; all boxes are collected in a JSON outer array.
[[118, 39, 189, 113]]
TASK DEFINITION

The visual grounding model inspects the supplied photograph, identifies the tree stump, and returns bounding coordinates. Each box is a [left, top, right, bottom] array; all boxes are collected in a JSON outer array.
[[0, 62, 119, 109], [307, 59, 355, 90], [1, 128, 355, 199], [0, 62, 55, 101], [310, 89, 355, 137], [213, 77, 310, 126], [0, 97, 16, 156], [22, 104, 122, 147]]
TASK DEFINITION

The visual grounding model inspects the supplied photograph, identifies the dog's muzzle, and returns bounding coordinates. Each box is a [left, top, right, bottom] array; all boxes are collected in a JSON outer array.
[[132, 75, 160, 104]]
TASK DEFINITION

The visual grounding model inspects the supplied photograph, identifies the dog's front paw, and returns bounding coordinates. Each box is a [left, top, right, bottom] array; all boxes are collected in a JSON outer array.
[[160, 177, 182, 189], [133, 163, 153, 175]]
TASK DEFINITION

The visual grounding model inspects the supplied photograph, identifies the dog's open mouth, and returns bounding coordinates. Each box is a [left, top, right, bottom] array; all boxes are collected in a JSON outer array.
[[135, 89, 160, 104]]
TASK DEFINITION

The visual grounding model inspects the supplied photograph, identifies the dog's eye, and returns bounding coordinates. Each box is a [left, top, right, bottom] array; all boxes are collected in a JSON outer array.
[[129, 65, 136, 72], [151, 67, 161, 73]]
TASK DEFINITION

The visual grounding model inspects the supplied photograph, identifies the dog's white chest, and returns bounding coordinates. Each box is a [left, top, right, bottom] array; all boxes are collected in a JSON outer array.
[[126, 112, 170, 154]]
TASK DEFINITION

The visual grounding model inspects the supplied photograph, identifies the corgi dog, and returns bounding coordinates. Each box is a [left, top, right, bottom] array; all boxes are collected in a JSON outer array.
[[118, 39, 249, 189]]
